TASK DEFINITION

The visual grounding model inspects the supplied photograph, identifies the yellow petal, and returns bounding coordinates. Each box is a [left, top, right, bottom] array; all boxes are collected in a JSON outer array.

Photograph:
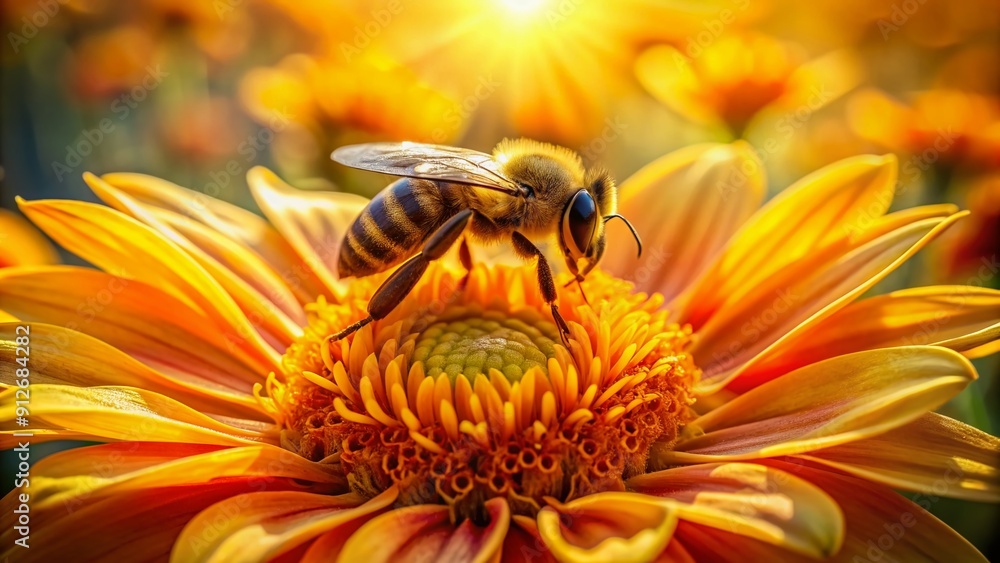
[[170, 488, 395, 563], [629, 462, 843, 559], [152, 206, 307, 322], [101, 171, 329, 302], [29, 442, 344, 511], [338, 498, 510, 563], [87, 173, 305, 342], [662, 347, 976, 463], [17, 197, 281, 372], [0, 266, 271, 386], [693, 210, 965, 392], [0, 384, 274, 446], [762, 459, 988, 563], [0, 322, 265, 420], [732, 285, 1000, 391], [0, 209, 58, 267], [603, 142, 765, 301], [536, 493, 678, 562], [852, 202, 958, 243], [247, 166, 368, 297], [677, 154, 897, 329], [800, 412, 1000, 502]]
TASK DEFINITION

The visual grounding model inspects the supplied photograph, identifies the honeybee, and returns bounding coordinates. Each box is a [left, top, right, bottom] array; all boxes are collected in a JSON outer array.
[[329, 139, 642, 343]]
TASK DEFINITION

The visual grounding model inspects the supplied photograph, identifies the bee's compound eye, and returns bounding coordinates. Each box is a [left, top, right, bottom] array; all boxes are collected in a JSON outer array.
[[562, 189, 597, 259]]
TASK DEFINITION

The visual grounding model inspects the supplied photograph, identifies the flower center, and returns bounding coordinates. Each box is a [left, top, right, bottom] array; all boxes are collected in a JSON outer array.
[[274, 265, 699, 520], [413, 313, 559, 382]]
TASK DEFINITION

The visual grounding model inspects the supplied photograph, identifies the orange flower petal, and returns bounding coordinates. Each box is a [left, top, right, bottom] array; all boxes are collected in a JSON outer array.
[[101, 171, 329, 302], [677, 154, 897, 329], [247, 166, 368, 297], [0, 384, 275, 446], [28, 442, 345, 512], [629, 462, 843, 558], [603, 142, 766, 301], [656, 534, 698, 563], [0, 479, 300, 563], [670, 521, 814, 562], [762, 459, 989, 562], [16, 197, 281, 372], [731, 285, 1000, 391], [501, 515, 557, 563], [662, 347, 976, 462], [299, 523, 362, 563], [0, 209, 58, 267], [0, 322, 265, 420], [799, 412, 1000, 502], [171, 488, 395, 562], [536, 493, 678, 562], [437, 498, 511, 563], [0, 267, 271, 386], [694, 210, 965, 392], [22, 441, 223, 480], [86, 173, 305, 344], [338, 498, 510, 563]]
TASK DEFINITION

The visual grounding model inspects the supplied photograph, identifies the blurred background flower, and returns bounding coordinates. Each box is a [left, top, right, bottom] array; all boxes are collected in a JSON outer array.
[[1, 0, 998, 555]]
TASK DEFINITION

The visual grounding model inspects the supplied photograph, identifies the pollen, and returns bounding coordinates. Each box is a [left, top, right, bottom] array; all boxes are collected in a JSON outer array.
[[276, 263, 699, 520]]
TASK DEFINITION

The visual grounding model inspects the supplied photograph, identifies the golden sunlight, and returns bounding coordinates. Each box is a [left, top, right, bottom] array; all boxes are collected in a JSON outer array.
[[496, 0, 547, 17]]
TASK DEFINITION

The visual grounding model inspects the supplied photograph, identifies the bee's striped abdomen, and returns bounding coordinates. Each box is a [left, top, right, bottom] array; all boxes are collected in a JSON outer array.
[[338, 179, 448, 278]]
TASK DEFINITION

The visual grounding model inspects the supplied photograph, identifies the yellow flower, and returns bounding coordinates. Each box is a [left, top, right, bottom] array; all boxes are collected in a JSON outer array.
[[2, 143, 999, 562], [848, 88, 1000, 171], [278, 0, 753, 146], [636, 33, 861, 137], [240, 54, 462, 147]]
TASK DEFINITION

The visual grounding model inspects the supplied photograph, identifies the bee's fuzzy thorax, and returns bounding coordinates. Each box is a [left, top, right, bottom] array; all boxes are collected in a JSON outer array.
[[493, 138, 585, 182]]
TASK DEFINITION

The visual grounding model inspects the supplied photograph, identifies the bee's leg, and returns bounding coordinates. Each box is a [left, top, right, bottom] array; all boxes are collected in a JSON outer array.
[[561, 275, 590, 305], [575, 279, 591, 306], [510, 232, 572, 345], [330, 209, 473, 342], [457, 236, 473, 291]]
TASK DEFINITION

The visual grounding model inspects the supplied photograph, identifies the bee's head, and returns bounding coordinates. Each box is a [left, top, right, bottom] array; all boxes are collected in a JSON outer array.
[[559, 169, 642, 280]]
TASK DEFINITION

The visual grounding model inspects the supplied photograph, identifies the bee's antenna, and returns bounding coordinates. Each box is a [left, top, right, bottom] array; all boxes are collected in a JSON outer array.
[[604, 214, 642, 258]]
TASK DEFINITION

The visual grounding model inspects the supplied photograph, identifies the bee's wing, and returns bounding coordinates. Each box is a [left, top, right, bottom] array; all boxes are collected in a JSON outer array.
[[332, 142, 529, 198]]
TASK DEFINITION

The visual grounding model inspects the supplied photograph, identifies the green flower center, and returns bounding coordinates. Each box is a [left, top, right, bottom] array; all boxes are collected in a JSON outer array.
[[412, 312, 559, 382]]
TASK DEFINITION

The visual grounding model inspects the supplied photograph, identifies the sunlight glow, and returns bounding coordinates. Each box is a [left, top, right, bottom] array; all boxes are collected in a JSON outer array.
[[497, 0, 546, 16]]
